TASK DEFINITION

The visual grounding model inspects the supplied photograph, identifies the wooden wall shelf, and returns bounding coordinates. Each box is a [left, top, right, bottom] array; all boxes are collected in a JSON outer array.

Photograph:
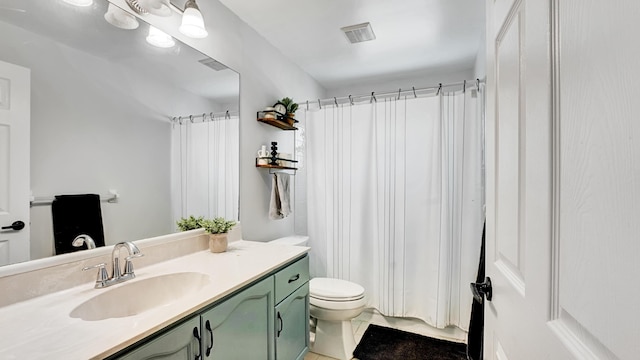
[[256, 110, 298, 130], [257, 117, 297, 130]]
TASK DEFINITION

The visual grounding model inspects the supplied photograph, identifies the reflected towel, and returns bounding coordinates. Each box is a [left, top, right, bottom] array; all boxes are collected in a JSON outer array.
[[269, 173, 292, 220]]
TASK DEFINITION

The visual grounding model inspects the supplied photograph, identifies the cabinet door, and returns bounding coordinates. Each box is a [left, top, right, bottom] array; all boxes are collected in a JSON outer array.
[[116, 316, 201, 360], [201, 276, 275, 360], [275, 282, 309, 360]]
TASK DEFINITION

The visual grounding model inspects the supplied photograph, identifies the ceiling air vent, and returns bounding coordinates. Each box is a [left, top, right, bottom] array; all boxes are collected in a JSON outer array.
[[198, 58, 228, 71], [341, 22, 376, 44]]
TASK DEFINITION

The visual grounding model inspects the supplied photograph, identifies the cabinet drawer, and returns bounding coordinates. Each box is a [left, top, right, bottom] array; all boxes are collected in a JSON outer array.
[[275, 256, 309, 304]]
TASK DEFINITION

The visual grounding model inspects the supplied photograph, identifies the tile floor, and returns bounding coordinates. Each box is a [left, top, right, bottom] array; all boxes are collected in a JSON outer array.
[[304, 309, 467, 360]]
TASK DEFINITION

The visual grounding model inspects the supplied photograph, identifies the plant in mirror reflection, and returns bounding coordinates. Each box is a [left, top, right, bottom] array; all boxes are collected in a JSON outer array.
[[176, 215, 205, 231]]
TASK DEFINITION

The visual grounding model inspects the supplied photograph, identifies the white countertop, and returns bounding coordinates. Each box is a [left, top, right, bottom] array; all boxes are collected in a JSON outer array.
[[0, 240, 309, 359]]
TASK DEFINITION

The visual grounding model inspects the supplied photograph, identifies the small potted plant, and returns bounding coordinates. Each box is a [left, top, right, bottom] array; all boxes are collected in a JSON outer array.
[[280, 97, 298, 125], [202, 217, 237, 253], [176, 215, 205, 231]]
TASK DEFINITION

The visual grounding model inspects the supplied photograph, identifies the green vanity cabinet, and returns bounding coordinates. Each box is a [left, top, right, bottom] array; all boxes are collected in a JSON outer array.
[[201, 276, 275, 359], [112, 255, 309, 360], [115, 316, 201, 360], [275, 282, 310, 360]]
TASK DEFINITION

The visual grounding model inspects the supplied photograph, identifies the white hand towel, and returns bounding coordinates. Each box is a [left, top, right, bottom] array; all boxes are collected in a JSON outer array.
[[269, 174, 283, 220], [276, 173, 291, 218], [268, 173, 292, 220]]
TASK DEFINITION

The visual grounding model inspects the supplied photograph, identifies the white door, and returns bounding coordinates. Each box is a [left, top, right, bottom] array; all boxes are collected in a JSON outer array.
[[485, 0, 640, 359], [0, 60, 30, 266]]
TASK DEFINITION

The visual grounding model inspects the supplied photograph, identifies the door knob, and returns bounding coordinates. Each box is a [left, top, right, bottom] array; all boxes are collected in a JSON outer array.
[[470, 277, 492, 303], [1, 221, 25, 231]]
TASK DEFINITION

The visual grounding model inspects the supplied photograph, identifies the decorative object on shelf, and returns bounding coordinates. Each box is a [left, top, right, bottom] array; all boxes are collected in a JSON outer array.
[[279, 97, 299, 126], [277, 153, 292, 167], [273, 102, 287, 116], [270, 142, 279, 165], [257, 145, 269, 165], [202, 217, 237, 253], [176, 215, 205, 231], [263, 107, 277, 120]]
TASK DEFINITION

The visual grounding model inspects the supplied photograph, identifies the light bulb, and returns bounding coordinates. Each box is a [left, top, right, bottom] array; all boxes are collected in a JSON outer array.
[[146, 26, 175, 48], [179, 2, 208, 39]]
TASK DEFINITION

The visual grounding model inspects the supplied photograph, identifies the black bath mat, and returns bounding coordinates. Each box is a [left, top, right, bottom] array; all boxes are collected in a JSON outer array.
[[353, 324, 467, 360]]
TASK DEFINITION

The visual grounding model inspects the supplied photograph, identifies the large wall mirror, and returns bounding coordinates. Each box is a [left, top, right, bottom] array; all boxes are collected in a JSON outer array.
[[0, 0, 239, 265]]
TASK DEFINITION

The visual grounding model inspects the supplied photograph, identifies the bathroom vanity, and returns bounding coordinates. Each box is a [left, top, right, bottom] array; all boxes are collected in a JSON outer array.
[[0, 232, 310, 360]]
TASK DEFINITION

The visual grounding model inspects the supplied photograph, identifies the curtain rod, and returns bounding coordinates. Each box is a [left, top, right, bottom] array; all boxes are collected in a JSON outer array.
[[300, 78, 486, 110], [170, 110, 239, 124]]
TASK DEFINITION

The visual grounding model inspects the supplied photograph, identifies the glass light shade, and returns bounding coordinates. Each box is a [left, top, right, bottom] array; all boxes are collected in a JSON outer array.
[[179, 7, 208, 39], [104, 4, 139, 30], [146, 26, 175, 48], [137, 0, 171, 17], [63, 0, 93, 6]]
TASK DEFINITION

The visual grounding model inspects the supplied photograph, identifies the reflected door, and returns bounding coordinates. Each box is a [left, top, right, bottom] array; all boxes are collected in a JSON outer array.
[[0, 60, 30, 266]]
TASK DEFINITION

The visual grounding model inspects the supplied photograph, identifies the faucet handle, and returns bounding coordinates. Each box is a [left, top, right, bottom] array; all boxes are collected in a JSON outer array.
[[124, 253, 144, 276], [82, 263, 109, 288]]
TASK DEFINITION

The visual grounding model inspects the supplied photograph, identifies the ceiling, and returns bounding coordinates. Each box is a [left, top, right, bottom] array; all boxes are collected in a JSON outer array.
[[218, 0, 485, 90]]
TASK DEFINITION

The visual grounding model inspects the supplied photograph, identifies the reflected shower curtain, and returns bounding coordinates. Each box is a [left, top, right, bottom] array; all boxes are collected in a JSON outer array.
[[305, 89, 483, 329], [170, 117, 239, 225]]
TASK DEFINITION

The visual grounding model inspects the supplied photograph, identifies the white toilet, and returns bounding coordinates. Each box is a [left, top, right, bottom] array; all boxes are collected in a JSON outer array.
[[269, 236, 365, 360]]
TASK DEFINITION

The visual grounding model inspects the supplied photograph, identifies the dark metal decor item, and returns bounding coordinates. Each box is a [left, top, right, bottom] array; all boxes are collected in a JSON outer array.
[[270, 142, 279, 165]]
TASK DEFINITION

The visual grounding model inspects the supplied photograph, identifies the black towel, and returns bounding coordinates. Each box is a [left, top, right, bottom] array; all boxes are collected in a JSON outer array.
[[51, 194, 105, 254], [467, 221, 486, 360]]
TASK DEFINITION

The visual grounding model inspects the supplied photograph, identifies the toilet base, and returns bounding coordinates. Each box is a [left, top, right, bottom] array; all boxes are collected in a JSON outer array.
[[310, 318, 356, 360]]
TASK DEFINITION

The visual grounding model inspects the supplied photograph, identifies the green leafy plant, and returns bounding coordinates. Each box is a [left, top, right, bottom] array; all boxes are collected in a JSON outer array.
[[176, 215, 205, 231], [202, 217, 237, 234], [280, 97, 299, 114]]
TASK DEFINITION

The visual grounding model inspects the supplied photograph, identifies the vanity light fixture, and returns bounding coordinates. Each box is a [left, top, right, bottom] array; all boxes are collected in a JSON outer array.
[[137, 0, 172, 17], [146, 25, 175, 48], [179, 0, 208, 39], [104, 3, 139, 30], [62, 0, 93, 7]]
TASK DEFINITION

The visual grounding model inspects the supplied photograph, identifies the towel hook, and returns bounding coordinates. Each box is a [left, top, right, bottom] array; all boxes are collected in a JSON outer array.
[[412, 86, 417, 98]]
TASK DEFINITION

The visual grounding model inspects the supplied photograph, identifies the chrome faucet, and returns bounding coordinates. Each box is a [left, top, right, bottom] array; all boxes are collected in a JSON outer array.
[[83, 241, 144, 289], [72, 234, 96, 250]]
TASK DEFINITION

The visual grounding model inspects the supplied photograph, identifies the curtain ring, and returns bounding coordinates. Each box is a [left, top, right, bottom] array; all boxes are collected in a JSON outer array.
[[476, 78, 480, 90], [349, 95, 354, 105], [178, 116, 183, 125], [318, 99, 322, 109], [210, 112, 214, 121], [202, 113, 206, 122], [412, 86, 417, 98], [189, 115, 194, 123], [397, 88, 401, 100], [370, 92, 376, 103], [463, 80, 466, 93], [334, 97, 338, 107], [225, 110, 230, 119], [306, 100, 309, 111], [436, 83, 442, 96]]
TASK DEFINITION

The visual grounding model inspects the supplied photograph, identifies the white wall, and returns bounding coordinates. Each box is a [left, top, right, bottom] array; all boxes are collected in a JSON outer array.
[[112, 0, 327, 242], [0, 21, 219, 259]]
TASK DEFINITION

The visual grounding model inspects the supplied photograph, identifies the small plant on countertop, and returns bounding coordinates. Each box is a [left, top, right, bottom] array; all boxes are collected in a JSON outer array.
[[202, 217, 237, 234], [176, 215, 205, 231]]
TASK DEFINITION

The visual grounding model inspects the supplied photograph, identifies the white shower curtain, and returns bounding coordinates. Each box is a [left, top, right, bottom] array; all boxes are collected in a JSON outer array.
[[171, 117, 239, 225], [304, 89, 484, 330]]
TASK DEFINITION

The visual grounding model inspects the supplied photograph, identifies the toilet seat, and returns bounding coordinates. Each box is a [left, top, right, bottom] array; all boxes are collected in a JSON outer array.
[[310, 278, 365, 310]]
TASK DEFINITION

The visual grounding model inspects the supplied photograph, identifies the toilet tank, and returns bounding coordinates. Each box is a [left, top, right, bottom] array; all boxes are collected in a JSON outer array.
[[269, 235, 309, 246]]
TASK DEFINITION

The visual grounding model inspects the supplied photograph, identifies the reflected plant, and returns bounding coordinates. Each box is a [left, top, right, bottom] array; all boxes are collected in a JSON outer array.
[[176, 215, 205, 231]]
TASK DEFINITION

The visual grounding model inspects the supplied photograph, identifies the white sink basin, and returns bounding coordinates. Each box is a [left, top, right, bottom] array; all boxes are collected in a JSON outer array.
[[70, 272, 210, 321]]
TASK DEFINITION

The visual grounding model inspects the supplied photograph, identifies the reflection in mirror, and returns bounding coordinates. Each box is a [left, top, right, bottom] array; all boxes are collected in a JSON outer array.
[[0, 0, 239, 266]]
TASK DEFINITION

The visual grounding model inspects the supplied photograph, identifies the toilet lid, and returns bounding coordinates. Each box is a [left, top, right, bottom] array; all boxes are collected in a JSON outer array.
[[310, 278, 365, 301]]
